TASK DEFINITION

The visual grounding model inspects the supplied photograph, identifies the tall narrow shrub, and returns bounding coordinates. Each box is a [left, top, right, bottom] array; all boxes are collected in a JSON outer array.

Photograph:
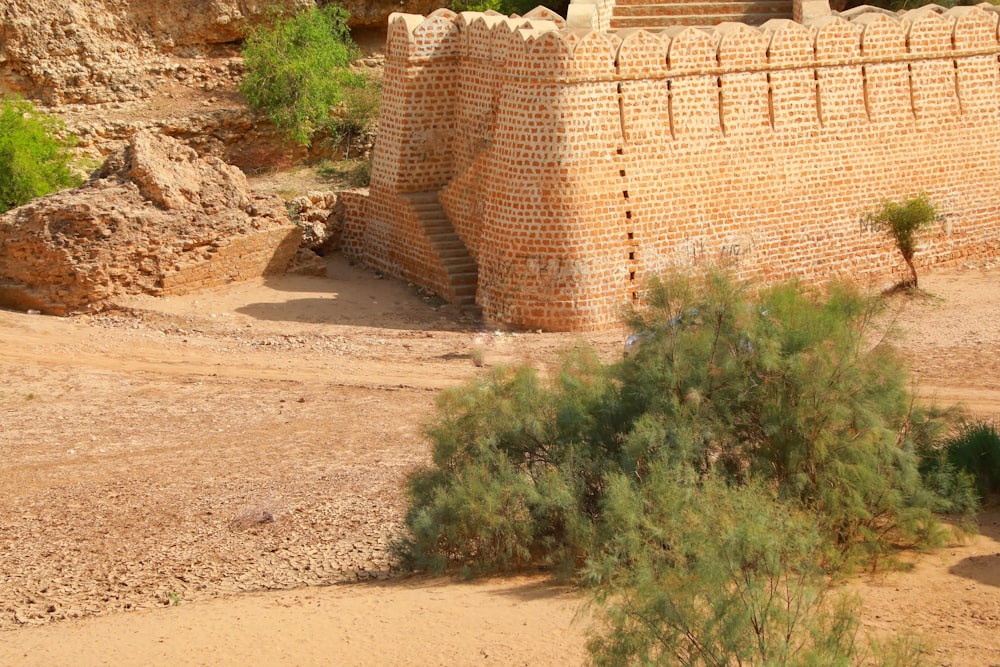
[[401, 271, 957, 573], [240, 5, 367, 146], [864, 194, 937, 288]]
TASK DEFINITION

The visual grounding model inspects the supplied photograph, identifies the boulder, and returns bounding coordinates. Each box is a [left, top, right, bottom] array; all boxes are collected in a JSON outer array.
[[0, 131, 301, 315]]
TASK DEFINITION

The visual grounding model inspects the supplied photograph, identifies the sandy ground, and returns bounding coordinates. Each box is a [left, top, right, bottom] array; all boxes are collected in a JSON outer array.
[[1, 257, 999, 665]]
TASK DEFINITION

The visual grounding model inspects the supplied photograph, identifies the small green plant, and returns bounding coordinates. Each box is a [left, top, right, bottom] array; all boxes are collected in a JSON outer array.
[[941, 419, 1000, 498], [240, 5, 370, 146], [324, 81, 380, 159], [469, 345, 486, 367], [0, 96, 81, 214], [864, 193, 937, 289], [316, 158, 371, 188], [451, 0, 564, 14], [167, 591, 183, 606], [451, 0, 504, 11]]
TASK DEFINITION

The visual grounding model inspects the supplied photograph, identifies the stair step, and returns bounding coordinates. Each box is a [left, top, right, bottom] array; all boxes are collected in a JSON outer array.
[[412, 206, 445, 215], [611, 11, 788, 27], [437, 248, 471, 260], [400, 192, 440, 203], [403, 189, 480, 310], [430, 240, 463, 251], [449, 272, 479, 287], [425, 226, 457, 237], [445, 266, 479, 278], [444, 257, 477, 270], [613, 1, 789, 16]]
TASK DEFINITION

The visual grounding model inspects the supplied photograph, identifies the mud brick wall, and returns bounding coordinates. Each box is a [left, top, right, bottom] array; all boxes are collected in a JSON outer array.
[[360, 5, 1000, 331], [158, 227, 302, 294]]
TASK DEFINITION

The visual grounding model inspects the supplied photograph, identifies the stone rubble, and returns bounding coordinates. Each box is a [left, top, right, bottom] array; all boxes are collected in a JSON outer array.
[[0, 131, 301, 315]]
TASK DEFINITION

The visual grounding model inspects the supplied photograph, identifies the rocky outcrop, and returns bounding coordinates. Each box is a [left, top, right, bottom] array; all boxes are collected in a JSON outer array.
[[287, 192, 343, 252], [0, 0, 313, 104], [339, 0, 448, 28], [281, 191, 349, 277], [0, 0, 438, 104], [0, 131, 301, 315]]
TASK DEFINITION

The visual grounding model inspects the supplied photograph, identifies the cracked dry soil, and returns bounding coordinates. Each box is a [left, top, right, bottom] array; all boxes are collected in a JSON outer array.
[[1, 256, 999, 665]]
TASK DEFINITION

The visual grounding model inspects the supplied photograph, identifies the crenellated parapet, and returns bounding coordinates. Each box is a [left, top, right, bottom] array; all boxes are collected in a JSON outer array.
[[357, 5, 1000, 330]]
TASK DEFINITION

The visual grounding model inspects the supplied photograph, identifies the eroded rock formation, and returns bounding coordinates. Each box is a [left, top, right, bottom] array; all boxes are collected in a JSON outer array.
[[0, 131, 301, 315], [0, 0, 439, 104]]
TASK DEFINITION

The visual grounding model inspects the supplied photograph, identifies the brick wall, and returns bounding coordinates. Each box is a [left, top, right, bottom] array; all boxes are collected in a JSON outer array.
[[357, 5, 1000, 331]]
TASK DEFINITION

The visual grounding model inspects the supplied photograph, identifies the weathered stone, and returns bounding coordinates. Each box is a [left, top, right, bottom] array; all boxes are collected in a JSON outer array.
[[0, 131, 301, 315], [285, 249, 329, 276], [287, 192, 342, 251], [0, 0, 443, 104]]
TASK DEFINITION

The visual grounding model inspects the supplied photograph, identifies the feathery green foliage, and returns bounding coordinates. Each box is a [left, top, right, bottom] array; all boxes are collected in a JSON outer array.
[[931, 419, 1000, 499], [401, 272, 961, 574], [240, 5, 371, 146], [450, 0, 564, 15], [401, 271, 956, 663], [864, 193, 937, 288], [585, 469, 930, 666], [0, 97, 81, 214]]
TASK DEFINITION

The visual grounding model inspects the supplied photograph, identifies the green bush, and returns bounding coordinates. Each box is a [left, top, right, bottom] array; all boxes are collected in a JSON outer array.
[[324, 80, 381, 159], [240, 5, 374, 146], [863, 193, 937, 289], [401, 357, 606, 574], [586, 468, 929, 666], [400, 271, 958, 663], [451, 0, 566, 16], [937, 420, 1000, 498], [400, 271, 960, 575], [0, 97, 81, 214]]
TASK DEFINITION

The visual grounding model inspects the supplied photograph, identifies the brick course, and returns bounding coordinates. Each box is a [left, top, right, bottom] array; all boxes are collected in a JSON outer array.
[[351, 5, 1000, 331]]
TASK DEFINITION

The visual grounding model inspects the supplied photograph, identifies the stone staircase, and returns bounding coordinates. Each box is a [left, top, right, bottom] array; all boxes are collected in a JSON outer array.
[[402, 192, 479, 311], [609, 0, 792, 29]]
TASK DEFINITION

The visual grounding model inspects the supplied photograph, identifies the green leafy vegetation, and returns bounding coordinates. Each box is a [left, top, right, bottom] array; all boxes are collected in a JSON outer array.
[[399, 270, 970, 663], [864, 193, 937, 289], [0, 97, 82, 214], [586, 471, 929, 666], [450, 0, 567, 17], [324, 79, 380, 160], [240, 5, 378, 147], [402, 272, 961, 573], [923, 419, 1000, 500], [315, 158, 371, 188]]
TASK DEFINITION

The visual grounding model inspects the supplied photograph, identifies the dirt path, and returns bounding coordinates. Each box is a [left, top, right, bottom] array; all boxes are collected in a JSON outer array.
[[1, 576, 590, 667], [0, 258, 998, 665]]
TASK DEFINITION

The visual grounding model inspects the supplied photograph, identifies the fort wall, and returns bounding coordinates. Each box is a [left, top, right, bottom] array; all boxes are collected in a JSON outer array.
[[353, 5, 1000, 330]]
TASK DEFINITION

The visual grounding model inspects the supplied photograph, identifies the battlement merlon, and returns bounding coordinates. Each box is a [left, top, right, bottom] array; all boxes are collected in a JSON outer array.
[[387, 6, 1000, 85], [364, 5, 1000, 331]]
